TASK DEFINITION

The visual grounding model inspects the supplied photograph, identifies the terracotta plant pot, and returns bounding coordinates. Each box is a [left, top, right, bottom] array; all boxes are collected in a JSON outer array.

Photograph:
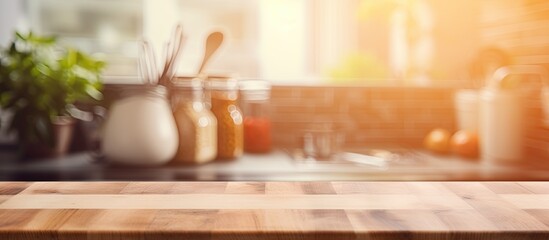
[[24, 116, 76, 159]]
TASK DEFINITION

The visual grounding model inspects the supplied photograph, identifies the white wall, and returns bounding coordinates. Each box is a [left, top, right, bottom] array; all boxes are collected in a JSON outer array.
[[0, 0, 24, 144], [0, 0, 27, 46], [258, 0, 307, 80]]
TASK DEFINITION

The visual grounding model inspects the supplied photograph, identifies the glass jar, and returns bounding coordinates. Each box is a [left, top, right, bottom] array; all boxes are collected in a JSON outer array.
[[240, 80, 272, 153], [171, 77, 217, 164], [206, 75, 243, 160], [102, 85, 178, 166]]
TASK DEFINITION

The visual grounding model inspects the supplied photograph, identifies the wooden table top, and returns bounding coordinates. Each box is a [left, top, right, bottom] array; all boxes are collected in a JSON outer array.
[[0, 182, 548, 240]]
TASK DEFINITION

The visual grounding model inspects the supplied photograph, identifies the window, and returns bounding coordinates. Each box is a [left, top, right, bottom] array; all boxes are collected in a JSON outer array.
[[27, 0, 143, 78], [1, 0, 485, 85]]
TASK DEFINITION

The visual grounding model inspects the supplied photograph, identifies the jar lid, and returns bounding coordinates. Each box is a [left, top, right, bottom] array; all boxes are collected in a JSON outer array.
[[239, 79, 271, 100], [239, 79, 271, 91], [206, 75, 238, 90]]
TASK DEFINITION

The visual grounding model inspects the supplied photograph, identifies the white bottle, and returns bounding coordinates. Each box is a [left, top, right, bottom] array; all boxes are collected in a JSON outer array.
[[102, 85, 178, 166], [454, 89, 479, 132], [480, 65, 548, 164], [480, 87, 522, 163]]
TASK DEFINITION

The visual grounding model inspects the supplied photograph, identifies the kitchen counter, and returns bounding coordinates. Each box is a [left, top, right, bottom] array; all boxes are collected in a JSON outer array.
[[0, 181, 548, 239], [1, 148, 549, 181]]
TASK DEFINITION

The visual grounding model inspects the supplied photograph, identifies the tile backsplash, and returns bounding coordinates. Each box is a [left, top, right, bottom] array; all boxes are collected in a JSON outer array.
[[2, 84, 546, 160], [269, 85, 549, 160], [270, 86, 456, 148], [523, 90, 549, 160], [478, 0, 549, 161]]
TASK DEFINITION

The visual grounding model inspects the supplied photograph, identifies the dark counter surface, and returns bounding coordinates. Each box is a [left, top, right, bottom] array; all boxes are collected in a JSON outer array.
[[1, 148, 549, 181]]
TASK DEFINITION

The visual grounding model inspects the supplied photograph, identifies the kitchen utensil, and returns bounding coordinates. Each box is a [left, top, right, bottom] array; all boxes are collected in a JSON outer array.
[[138, 43, 149, 84], [160, 25, 185, 85], [144, 41, 159, 84], [300, 128, 345, 160], [340, 152, 388, 168], [197, 31, 224, 75], [137, 25, 186, 86], [140, 42, 153, 84], [136, 24, 184, 86]]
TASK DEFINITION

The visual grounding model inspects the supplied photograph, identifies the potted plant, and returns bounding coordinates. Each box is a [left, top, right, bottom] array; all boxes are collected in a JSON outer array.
[[0, 32, 105, 158]]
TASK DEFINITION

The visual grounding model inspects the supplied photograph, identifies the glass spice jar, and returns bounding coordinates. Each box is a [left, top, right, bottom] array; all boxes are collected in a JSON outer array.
[[171, 77, 217, 164], [240, 80, 272, 153], [206, 75, 244, 160]]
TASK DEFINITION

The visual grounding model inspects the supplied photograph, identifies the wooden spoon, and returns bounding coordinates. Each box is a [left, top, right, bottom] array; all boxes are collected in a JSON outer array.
[[197, 31, 224, 75]]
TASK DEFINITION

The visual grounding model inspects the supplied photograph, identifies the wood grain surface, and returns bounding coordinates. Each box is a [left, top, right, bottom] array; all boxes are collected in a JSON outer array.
[[0, 182, 548, 240]]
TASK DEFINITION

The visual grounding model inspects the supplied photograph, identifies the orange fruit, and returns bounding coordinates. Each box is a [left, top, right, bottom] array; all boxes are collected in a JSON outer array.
[[451, 130, 479, 158], [424, 128, 451, 154]]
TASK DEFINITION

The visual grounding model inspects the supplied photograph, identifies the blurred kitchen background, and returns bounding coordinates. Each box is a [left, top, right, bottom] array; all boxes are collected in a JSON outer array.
[[0, 0, 548, 180], [3, 0, 535, 83]]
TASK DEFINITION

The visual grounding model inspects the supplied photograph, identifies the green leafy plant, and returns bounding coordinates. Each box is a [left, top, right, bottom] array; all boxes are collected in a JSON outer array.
[[329, 53, 388, 83], [0, 31, 105, 147]]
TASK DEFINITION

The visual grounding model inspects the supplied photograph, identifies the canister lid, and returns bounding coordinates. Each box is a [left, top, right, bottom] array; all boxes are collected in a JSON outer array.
[[205, 74, 238, 90], [239, 79, 271, 100]]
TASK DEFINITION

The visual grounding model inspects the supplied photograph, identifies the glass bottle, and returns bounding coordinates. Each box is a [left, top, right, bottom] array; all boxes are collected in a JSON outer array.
[[206, 75, 244, 160], [102, 85, 178, 166], [240, 80, 272, 153], [171, 77, 217, 164]]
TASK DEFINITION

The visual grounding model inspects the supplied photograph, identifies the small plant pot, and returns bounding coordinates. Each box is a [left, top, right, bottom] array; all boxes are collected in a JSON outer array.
[[24, 116, 76, 159]]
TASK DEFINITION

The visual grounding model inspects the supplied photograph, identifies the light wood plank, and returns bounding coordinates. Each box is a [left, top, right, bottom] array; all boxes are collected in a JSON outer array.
[[0, 209, 41, 230], [525, 210, 549, 228], [119, 182, 177, 194], [0, 195, 10, 204], [0, 181, 548, 240], [500, 194, 549, 209], [445, 182, 548, 231], [64, 209, 157, 231], [168, 182, 227, 194], [434, 209, 499, 231], [265, 182, 336, 194], [405, 182, 456, 195], [224, 182, 265, 194], [0, 209, 73, 229], [0, 194, 473, 210], [346, 209, 450, 231], [0, 182, 31, 195], [332, 182, 411, 194], [519, 182, 549, 194], [484, 182, 533, 194], [20, 182, 128, 195], [149, 209, 219, 231]]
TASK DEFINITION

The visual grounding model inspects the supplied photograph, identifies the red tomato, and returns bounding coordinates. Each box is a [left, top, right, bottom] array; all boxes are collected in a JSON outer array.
[[424, 128, 451, 154], [451, 130, 479, 158]]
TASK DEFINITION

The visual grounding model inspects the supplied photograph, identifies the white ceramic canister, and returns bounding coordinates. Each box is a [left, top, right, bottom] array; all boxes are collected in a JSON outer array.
[[480, 65, 548, 164], [480, 88, 523, 163], [102, 85, 178, 166], [454, 89, 479, 132]]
